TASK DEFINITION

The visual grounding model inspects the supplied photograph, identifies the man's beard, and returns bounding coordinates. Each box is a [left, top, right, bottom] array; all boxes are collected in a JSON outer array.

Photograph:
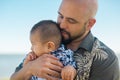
[[62, 36, 72, 45], [61, 29, 72, 45], [61, 26, 86, 45]]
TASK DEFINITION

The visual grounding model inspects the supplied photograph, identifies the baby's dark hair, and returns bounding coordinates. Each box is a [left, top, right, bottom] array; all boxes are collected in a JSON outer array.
[[30, 20, 62, 48]]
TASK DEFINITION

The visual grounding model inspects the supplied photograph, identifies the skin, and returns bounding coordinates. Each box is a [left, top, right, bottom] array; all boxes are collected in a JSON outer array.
[[10, 0, 98, 80], [30, 31, 53, 57], [61, 65, 76, 80], [24, 53, 77, 80], [10, 31, 63, 80], [23, 31, 52, 66], [57, 0, 97, 51], [24, 31, 77, 80]]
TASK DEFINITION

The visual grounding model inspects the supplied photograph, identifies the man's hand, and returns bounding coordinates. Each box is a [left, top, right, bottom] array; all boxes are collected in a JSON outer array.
[[28, 54, 63, 80]]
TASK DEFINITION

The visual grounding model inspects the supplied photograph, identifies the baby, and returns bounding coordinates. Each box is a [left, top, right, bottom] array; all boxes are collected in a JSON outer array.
[[23, 20, 76, 80]]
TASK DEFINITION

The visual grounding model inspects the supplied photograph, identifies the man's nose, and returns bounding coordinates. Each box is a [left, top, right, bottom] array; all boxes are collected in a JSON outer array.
[[60, 19, 68, 29]]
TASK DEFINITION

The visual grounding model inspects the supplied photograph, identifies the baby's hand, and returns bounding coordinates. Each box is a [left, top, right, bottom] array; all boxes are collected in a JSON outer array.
[[23, 52, 37, 66], [61, 65, 76, 80]]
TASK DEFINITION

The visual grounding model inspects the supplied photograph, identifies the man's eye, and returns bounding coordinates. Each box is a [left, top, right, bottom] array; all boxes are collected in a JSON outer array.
[[59, 15, 63, 19], [68, 19, 77, 24]]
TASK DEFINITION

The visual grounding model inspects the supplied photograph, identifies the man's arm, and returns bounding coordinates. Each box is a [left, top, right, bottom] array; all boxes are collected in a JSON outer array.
[[10, 54, 63, 80], [10, 63, 32, 80]]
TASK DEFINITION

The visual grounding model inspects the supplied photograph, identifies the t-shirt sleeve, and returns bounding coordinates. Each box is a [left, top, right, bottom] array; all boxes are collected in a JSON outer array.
[[15, 61, 23, 72]]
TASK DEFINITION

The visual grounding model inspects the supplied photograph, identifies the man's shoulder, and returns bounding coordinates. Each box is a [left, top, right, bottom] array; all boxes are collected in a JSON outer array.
[[89, 38, 119, 80], [91, 38, 119, 71], [92, 38, 117, 62]]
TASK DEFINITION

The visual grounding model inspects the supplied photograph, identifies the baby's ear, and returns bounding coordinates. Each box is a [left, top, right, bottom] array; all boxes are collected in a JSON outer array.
[[47, 41, 55, 52]]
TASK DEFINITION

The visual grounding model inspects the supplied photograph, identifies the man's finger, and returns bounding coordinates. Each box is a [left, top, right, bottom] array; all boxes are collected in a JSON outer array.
[[48, 62, 62, 72], [51, 58, 63, 67], [46, 68, 61, 78]]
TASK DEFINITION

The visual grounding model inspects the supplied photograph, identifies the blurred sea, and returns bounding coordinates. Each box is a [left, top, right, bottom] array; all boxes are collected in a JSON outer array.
[[0, 53, 120, 80], [0, 54, 25, 80]]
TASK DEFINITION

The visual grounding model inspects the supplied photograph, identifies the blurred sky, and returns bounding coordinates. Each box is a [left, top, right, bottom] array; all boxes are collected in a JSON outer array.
[[0, 0, 120, 54]]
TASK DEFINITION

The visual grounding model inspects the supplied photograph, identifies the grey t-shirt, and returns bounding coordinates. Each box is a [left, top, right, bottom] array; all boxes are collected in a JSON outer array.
[[73, 32, 119, 80]]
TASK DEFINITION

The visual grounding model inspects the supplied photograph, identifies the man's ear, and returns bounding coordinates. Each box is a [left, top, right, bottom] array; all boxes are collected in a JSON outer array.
[[87, 18, 96, 30], [46, 41, 56, 52]]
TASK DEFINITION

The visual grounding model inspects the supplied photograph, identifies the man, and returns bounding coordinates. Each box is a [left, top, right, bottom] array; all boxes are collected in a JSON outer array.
[[57, 0, 119, 80], [10, 0, 119, 80]]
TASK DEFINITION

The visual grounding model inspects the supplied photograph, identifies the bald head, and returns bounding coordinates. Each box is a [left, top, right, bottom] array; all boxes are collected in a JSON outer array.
[[85, 0, 98, 18], [60, 0, 98, 19]]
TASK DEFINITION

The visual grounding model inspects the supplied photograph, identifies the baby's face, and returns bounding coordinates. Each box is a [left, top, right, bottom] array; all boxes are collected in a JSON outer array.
[[30, 32, 48, 57]]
